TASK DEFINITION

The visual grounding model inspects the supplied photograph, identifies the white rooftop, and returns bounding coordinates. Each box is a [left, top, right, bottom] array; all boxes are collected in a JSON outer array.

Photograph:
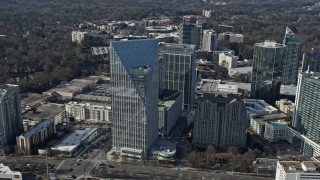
[[244, 99, 278, 116], [51, 128, 97, 152], [0, 163, 22, 177]]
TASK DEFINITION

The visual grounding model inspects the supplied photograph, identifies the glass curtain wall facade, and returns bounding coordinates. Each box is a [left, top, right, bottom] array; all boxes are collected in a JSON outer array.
[[179, 23, 201, 49], [251, 41, 285, 105], [282, 27, 302, 85], [110, 39, 159, 159], [159, 43, 196, 110], [193, 94, 248, 149], [302, 51, 320, 73], [294, 72, 320, 143]]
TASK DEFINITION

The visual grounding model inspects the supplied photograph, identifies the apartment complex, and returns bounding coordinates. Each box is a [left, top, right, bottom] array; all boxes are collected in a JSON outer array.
[[218, 32, 244, 43], [294, 71, 320, 143], [179, 23, 201, 49], [193, 94, 248, 149], [282, 27, 302, 85], [110, 39, 159, 159], [202, 29, 217, 51], [276, 161, 320, 180], [159, 43, 196, 110], [251, 41, 285, 105], [65, 101, 111, 123], [218, 52, 238, 69], [0, 84, 23, 153], [16, 119, 55, 155]]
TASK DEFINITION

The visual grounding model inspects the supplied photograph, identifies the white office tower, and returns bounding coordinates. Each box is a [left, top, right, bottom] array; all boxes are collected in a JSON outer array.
[[110, 39, 159, 159], [0, 84, 23, 154], [202, 29, 217, 51]]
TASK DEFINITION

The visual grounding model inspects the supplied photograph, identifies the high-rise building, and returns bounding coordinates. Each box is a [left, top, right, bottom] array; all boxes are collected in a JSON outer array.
[[302, 51, 320, 73], [282, 27, 302, 85], [0, 84, 23, 153], [202, 29, 217, 51], [159, 43, 196, 110], [179, 23, 201, 49], [193, 93, 248, 149], [294, 71, 320, 143], [110, 39, 159, 159], [251, 41, 285, 105]]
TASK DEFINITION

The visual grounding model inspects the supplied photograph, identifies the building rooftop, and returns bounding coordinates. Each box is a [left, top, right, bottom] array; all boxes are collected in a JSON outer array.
[[159, 89, 181, 108], [197, 79, 238, 95], [0, 163, 22, 176], [159, 42, 196, 54], [51, 128, 97, 152], [22, 103, 65, 122], [229, 66, 253, 74], [111, 39, 158, 68], [244, 99, 278, 115], [223, 81, 297, 95], [20, 119, 54, 138], [252, 113, 288, 125], [21, 93, 51, 108], [255, 41, 285, 48], [43, 78, 96, 97], [279, 161, 320, 173], [67, 101, 111, 109], [279, 161, 302, 173], [0, 84, 18, 100]]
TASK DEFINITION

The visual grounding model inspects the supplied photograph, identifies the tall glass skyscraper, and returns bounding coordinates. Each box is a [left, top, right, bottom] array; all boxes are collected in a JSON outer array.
[[0, 84, 23, 153], [159, 43, 196, 110], [294, 71, 320, 143], [250, 41, 285, 105], [282, 27, 302, 85], [110, 39, 159, 159]]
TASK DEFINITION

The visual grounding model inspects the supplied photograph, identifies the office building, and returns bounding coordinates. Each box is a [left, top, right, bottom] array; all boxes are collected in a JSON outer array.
[[110, 39, 159, 159], [202, 29, 217, 51], [219, 52, 238, 69], [66, 101, 111, 123], [51, 128, 97, 157], [218, 32, 244, 43], [276, 161, 320, 180], [282, 27, 302, 85], [294, 71, 320, 143], [193, 93, 248, 149], [159, 43, 196, 110], [158, 90, 183, 137], [16, 119, 55, 155], [250, 41, 285, 105], [0, 163, 22, 180], [202, 10, 213, 18], [0, 84, 23, 154], [302, 51, 320, 73], [179, 23, 201, 49], [276, 99, 295, 117]]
